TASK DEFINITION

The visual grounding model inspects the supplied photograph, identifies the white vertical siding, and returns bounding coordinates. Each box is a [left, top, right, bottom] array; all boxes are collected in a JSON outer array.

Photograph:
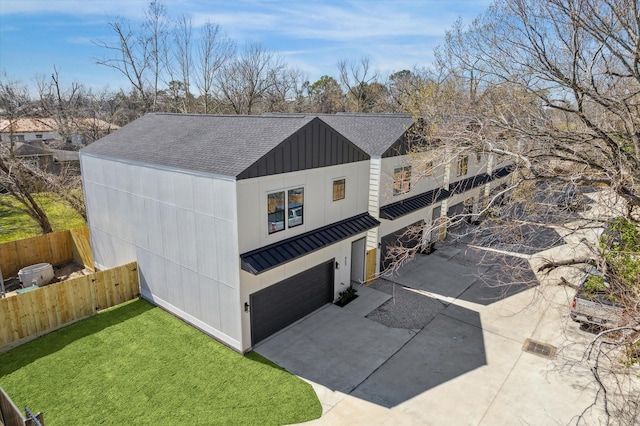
[[239, 234, 366, 350], [80, 153, 243, 351], [367, 156, 382, 251]]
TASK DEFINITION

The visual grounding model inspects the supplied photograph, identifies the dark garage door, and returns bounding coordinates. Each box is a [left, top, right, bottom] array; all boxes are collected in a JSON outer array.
[[380, 221, 424, 271], [250, 259, 334, 345]]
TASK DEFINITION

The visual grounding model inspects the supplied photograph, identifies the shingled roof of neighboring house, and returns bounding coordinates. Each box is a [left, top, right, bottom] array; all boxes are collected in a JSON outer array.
[[0, 118, 120, 134], [0, 118, 57, 133]]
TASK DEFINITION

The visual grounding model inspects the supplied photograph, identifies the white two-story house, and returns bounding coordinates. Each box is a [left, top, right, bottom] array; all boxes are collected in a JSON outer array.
[[80, 112, 511, 352], [80, 113, 382, 352]]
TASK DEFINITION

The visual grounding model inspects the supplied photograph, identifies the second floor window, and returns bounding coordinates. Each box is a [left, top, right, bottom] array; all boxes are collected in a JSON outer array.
[[457, 156, 469, 176], [393, 166, 411, 196], [333, 179, 345, 201], [424, 160, 433, 176], [268, 187, 304, 234]]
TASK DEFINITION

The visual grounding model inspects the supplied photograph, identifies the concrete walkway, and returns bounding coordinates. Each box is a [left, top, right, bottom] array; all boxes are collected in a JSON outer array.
[[254, 198, 614, 425]]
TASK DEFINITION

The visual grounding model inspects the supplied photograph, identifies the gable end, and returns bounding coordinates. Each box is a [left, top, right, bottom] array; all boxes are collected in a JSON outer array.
[[237, 117, 370, 179]]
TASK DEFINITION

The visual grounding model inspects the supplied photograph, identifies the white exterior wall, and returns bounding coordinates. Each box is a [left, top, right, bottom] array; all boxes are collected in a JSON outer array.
[[379, 154, 447, 207], [236, 160, 370, 351], [448, 152, 489, 186], [366, 156, 382, 251], [81, 153, 243, 351], [239, 234, 365, 350], [235, 161, 370, 253], [0, 131, 60, 143]]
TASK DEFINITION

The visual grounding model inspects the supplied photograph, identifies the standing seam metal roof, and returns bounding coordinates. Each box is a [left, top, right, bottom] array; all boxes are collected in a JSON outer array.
[[379, 165, 513, 220], [240, 212, 380, 274]]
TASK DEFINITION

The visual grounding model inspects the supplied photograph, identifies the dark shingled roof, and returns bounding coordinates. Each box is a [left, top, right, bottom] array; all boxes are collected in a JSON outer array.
[[82, 113, 316, 177], [240, 213, 380, 274], [82, 113, 413, 176], [318, 114, 413, 156]]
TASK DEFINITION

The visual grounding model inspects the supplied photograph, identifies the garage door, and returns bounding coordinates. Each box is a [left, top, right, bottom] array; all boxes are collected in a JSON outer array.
[[380, 221, 424, 271], [250, 259, 334, 345]]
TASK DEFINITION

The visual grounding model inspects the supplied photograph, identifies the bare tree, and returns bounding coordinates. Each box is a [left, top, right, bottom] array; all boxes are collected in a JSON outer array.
[[0, 145, 53, 234], [0, 75, 33, 153], [194, 21, 235, 114], [94, 18, 153, 114], [144, 1, 169, 112], [388, 0, 640, 422], [216, 43, 286, 114], [94, 1, 169, 114], [337, 57, 380, 112]]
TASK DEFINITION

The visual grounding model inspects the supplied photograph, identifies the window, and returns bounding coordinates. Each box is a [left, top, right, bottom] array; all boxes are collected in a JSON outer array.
[[267, 192, 285, 234], [288, 188, 304, 228], [268, 187, 304, 234], [16, 135, 25, 142], [333, 179, 345, 201], [424, 161, 433, 176], [393, 166, 411, 196], [457, 156, 469, 176], [36, 134, 43, 139]]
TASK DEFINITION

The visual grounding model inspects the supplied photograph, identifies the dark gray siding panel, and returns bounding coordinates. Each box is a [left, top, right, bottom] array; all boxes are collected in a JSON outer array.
[[237, 117, 370, 180], [250, 260, 334, 345]]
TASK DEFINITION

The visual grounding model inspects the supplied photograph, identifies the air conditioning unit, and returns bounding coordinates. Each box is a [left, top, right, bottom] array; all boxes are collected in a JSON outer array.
[[18, 263, 55, 288]]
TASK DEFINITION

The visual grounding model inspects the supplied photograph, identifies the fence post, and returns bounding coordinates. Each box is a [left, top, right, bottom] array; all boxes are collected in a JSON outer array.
[[24, 406, 44, 426], [1, 266, 5, 298]]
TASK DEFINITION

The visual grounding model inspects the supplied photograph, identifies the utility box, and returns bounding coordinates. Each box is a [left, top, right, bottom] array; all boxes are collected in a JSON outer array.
[[18, 263, 55, 288]]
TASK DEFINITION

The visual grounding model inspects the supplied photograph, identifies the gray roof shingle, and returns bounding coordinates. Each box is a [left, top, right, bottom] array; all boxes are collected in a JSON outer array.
[[81, 113, 316, 177], [81, 112, 413, 176], [318, 113, 413, 156]]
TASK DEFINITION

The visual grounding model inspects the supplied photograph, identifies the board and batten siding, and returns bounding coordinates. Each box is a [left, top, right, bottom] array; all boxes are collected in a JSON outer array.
[[80, 153, 243, 351]]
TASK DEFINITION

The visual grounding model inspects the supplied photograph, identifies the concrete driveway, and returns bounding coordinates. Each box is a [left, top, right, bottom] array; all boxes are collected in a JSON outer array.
[[255, 228, 605, 425]]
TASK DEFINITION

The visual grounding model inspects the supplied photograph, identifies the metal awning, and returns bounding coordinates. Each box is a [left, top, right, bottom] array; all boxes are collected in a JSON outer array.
[[240, 213, 380, 275], [379, 187, 451, 220], [379, 165, 513, 220]]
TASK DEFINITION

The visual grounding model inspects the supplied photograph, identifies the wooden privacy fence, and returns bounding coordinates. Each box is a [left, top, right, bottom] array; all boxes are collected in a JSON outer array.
[[0, 226, 94, 278], [0, 262, 139, 351], [0, 387, 44, 426]]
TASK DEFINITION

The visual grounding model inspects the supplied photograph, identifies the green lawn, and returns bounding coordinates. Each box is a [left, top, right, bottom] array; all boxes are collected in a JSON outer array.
[[0, 299, 322, 425], [0, 194, 85, 243]]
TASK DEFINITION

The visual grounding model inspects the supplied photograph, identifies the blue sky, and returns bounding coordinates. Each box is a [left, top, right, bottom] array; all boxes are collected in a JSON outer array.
[[0, 0, 491, 92]]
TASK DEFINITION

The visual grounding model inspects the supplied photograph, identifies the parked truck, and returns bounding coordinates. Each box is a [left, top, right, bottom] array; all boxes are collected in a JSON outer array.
[[570, 269, 625, 328]]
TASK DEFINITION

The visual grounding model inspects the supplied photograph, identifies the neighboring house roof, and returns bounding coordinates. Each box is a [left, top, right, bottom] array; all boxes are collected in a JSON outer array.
[[12, 143, 79, 162], [82, 113, 376, 178], [13, 143, 53, 157], [75, 118, 120, 132], [0, 117, 120, 134], [0, 118, 57, 133]]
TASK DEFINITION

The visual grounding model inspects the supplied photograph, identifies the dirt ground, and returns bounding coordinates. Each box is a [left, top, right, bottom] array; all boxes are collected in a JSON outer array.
[[2, 261, 93, 293]]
